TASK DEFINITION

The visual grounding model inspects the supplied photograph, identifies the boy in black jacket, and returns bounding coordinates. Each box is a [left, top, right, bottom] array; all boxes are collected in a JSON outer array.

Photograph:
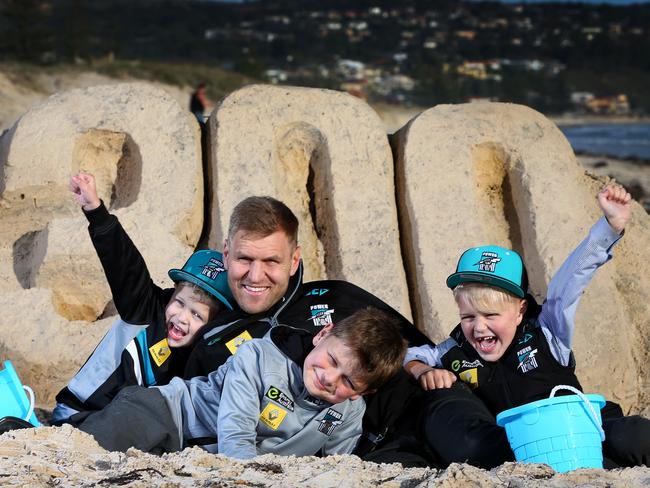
[[52, 173, 234, 425]]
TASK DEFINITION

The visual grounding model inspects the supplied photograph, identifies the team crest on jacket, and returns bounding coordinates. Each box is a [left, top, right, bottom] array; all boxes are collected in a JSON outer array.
[[265, 386, 295, 412], [259, 403, 287, 430], [201, 258, 225, 279], [149, 338, 171, 367], [516, 346, 539, 373], [310, 305, 334, 327], [317, 408, 343, 436]]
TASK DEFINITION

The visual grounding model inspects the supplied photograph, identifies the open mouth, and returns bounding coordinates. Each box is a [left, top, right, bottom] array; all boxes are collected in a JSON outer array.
[[475, 335, 497, 353], [242, 284, 270, 294], [167, 323, 187, 341]]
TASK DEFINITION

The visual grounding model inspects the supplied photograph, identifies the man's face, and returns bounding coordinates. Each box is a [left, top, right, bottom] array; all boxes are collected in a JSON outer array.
[[223, 229, 301, 314], [165, 285, 211, 348], [302, 325, 366, 403]]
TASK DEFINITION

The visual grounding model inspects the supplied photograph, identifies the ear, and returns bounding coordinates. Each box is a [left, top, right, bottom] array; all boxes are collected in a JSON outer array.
[[312, 323, 334, 346], [223, 239, 230, 270], [517, 299, 528, 322], [289, 245, 301, 276]]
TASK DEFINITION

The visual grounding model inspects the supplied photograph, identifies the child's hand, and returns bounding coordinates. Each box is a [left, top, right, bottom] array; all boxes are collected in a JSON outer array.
[[417, 368, 457, 390], [70, 172, 101, 211], [597, 183, 631, 234], [405, 360, 457, 390]]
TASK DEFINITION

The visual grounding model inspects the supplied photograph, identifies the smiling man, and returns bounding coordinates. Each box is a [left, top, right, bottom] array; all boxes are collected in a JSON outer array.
[[223, 196, 301, 315]]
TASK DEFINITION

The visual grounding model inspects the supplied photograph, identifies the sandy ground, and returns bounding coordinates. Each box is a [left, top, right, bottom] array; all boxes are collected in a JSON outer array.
[[1, 425, 649, 487]]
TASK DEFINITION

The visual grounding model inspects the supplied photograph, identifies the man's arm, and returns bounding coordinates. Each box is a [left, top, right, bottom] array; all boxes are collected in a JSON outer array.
[[538, 184, 631, 365]]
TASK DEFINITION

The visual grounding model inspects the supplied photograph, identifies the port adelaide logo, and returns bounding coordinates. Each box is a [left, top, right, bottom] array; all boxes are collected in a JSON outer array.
[[317, 408, 343, 436], [309, 304, 334, 327], [201, 257, 225, 279]]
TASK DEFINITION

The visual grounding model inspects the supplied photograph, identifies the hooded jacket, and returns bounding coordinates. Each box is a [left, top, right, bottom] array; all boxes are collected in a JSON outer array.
[[158, 325, 365, 459]]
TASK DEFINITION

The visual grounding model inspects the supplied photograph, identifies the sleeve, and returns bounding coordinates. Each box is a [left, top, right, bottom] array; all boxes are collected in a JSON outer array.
[[216, 342, 265, 459], [321, 399, 366, 455], [403, 339, 457, 367], [538, 216, 622, 365], [84, 201, 168, 324]]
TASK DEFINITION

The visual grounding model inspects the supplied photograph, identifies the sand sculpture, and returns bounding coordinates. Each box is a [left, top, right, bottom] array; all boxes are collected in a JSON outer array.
[[1, 83, 648, 416]]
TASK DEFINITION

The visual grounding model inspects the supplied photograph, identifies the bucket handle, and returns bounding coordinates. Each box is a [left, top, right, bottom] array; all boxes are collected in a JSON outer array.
[[550, 385, 605, 441], [23, 385, 36, 423]]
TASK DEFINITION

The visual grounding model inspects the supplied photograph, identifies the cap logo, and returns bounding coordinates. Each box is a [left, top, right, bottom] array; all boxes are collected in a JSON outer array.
[[475, 252, 501, 273], [201, 258, 225, 280]]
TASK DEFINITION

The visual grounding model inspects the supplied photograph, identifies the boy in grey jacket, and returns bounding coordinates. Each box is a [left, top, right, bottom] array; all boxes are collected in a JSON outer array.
[[78, 307, 407, 459]]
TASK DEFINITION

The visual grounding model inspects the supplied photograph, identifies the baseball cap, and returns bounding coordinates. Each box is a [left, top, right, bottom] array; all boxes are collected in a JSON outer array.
[[168, 250, 234, 310], [446, 245, 528, 298]]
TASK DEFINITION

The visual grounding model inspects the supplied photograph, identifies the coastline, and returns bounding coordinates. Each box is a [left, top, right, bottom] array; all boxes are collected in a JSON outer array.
[[551, 114, 650, 127]]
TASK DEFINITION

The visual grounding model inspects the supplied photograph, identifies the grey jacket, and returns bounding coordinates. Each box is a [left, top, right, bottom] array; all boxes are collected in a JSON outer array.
[[156, 326, 365, 459]]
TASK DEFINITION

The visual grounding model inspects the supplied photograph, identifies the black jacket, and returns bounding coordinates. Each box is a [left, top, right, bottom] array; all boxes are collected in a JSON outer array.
[[441, 319, 583, 415]]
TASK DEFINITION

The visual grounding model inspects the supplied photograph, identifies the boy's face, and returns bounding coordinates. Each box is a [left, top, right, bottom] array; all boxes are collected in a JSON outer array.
[[457, 295, 526, 362], [165, 286, 212, 348], [223, 229, 301, 314], [302, 325, 367, 404]]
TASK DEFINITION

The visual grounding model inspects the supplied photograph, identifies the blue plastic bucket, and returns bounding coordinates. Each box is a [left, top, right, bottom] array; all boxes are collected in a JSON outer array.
[[0, 360, 40, 427], [496, 386, 605, 472]]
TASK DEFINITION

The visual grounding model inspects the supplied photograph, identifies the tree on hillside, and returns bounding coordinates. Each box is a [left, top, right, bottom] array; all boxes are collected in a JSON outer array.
[[0, 0, 53, 62]]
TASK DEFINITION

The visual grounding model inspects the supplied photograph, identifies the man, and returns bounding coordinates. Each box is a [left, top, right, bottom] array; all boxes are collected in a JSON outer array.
[[182, 196, 437, 465]]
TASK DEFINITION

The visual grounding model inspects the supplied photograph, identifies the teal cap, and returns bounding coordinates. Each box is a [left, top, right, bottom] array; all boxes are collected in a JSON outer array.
[[446, 245, 527, 298], [168, 250, 234, 310]]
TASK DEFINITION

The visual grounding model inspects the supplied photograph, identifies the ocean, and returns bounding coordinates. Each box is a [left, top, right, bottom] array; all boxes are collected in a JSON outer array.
[[559, 122, 650, 161]]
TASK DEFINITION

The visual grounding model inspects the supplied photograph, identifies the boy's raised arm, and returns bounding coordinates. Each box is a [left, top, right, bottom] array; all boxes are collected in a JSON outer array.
[[70, 172, 168, 325], [538, 184, 631, 365]]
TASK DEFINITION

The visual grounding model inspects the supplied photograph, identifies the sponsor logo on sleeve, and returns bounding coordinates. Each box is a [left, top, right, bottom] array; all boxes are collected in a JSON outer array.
[[225, 330, 253, 355], [149, 338, 171, 367], [317, 408, 343, 436], [265, 386, 295, 412], [306, 288, 329, 297], [259, 403, 287, 430]]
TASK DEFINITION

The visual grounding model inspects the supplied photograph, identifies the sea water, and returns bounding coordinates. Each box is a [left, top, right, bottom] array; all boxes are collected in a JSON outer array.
[[559, 123, 650, 161]]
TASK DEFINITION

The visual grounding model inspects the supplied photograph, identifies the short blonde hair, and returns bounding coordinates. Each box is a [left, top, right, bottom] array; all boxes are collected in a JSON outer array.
[[453, 282, 522, 312]]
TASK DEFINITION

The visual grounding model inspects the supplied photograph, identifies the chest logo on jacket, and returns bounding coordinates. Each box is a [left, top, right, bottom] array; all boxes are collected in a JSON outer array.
[[266, 386, 295, 411], [259, 403, 288, 430], [516, 346, 539, 373], [317, 408, 343, 436], [149, 338, 171, 366], [225, 331, 253, 355], [458, 368, 479, 388], [310, 305, 334, 327]]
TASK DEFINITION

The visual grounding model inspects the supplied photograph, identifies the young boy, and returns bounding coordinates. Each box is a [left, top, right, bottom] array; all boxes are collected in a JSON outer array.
[[52, 173, 234, 425], [77, 307, 408, 458], [405, 183, 650, 467]]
